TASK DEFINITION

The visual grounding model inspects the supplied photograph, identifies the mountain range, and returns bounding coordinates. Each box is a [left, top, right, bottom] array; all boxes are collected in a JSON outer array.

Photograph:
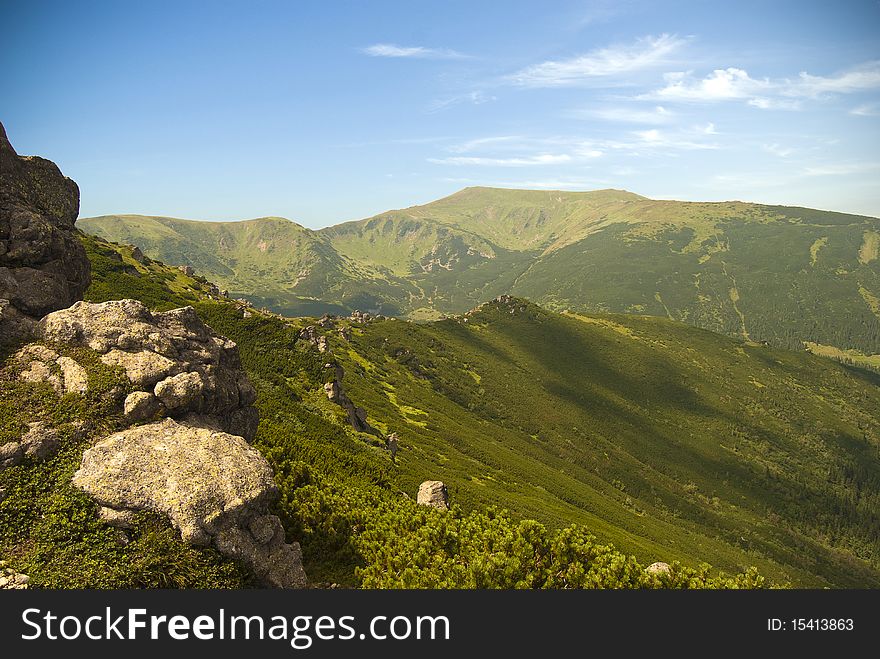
[[5, 148, 880, 586], [79, 187, 880, 360]]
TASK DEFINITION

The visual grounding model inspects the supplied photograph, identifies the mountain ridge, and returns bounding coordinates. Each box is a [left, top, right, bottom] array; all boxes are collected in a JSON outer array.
[[78, 187, 880, 355]]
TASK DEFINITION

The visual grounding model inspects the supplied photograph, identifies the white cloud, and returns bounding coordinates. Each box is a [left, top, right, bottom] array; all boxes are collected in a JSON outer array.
[[851, 103, 879, 116], [429, 154, 575, 167], [653, 68, 770, 101], [433, 125, 718, 171], [786, 62, 880, 97], [507, 34, 685, 87], [762, 143, 794, 158], [803, 162, 880, 176], [362, 43, 467, 59], [441, 176, 613, 190], [446, 136, 525, 153], [696, 122, 718, 135], [571, 105, 673, 123], [747, 97, 802, 110], [426, 90, 496, 113], [649, 61, 880, 108], [629, 128, 719, 150]]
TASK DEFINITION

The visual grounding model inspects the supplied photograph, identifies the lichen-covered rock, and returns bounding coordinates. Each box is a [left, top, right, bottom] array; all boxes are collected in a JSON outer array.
[[18, 350, 62, 392], [123, 391, 163, 422], [214, 517, 307, 588], [0, 441, 24, 470], [73, 418, 307, 587], [19, 422, 60, 460], [646, 561, 672, 576], [154, 371, 204, 410], [39, 299, 259, 440], [0, 421, 61, 470], [98, 506, 137, 529], [73, 418, 272, 544], [0, 562, 30, 590], [0, 121, 90, 344], [15, 344, 89, 394], [417, 480, 449, 510]]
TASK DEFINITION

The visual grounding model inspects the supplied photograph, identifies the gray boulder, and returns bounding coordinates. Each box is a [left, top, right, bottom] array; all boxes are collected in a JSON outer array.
[[417, 480, 449, 510], [73, 418, 307, 588], [15, 344, 90, 395], [0, 121, 90, 344], [0, 421, 60, 470], [123, 391, 163, 422], [39, 299, 259, 440]]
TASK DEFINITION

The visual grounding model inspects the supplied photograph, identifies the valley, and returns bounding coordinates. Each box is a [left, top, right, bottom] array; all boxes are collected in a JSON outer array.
[[80, 187, 880, 356]]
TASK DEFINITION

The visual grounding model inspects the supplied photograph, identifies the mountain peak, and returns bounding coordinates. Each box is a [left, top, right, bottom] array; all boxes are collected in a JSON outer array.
[[445, 185, 646, 201]]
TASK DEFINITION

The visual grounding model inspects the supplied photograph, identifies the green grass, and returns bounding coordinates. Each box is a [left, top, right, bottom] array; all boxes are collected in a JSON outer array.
[[332, 300, 880, 587]]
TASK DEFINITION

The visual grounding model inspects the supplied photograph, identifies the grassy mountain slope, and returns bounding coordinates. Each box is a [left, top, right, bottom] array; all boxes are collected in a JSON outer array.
[[331, 299, 880, 587], [78, 213, 419, 317], [78, 214, 344, 295], [7, 232, 878, 588], [334, 187, 647, 252], [79, 188, 880, 356]]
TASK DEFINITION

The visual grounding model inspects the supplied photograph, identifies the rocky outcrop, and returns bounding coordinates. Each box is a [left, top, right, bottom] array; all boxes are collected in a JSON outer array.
[[130, 246, 148, 264], [316, 314, 335, 329], [322, 362, 372, 433], [0, 562, 29, 590], [72, 418, 307, 588], [39, 299, 259, 440], [417, 480, 449, 510], [299, 325, 328, 352], [349, 310, 372, 323], [1, 422, 61, 469], [0, 122, 90, 344], [15, 344, 89, 394], [646, 561, 672, 576], [2, 126, 308, 588]]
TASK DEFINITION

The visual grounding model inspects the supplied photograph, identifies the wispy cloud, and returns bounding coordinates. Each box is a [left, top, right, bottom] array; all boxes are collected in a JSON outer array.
[[747, 97, 802, 110], [569, 105, 673, 124], [507, 33, 685, 87], [426, 90, 496, 113], [446, 136, 525, 153], [803, 162, 880, 176], [630, 128, 719, 150], [429, 126, 718, 170], [851, 103, 880, 116], [786, 62, 880, 97], [441, 176, 614, 190], [362, 43, 468, 59], [429, 154, 577, 167], [695, 122, 718, 135], [648, 61, 880, 107], [762, 143, 795, 158]]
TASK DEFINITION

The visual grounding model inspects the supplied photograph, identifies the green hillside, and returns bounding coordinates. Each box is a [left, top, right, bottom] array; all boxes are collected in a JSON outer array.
[[79, 188, 880, 356], [78, 213, 421, 317], [6, 232, 879, 588], [74, 237, 880, 587], [328, 298, 880, 587]]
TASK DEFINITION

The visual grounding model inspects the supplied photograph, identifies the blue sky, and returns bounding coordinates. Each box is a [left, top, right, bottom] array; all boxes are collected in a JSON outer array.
[[2, 0, 879, 226]]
